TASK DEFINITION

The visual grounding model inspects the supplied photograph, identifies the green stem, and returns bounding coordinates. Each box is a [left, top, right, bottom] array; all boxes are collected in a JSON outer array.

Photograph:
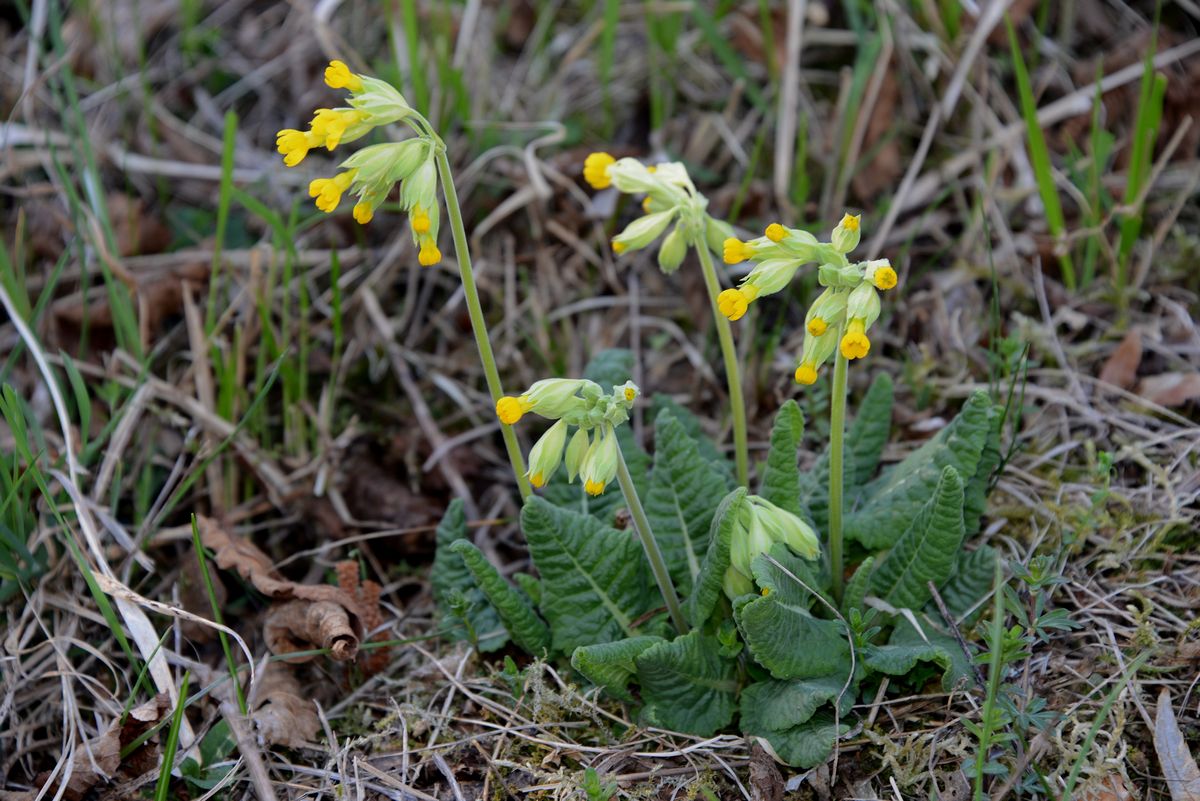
[[828, 336, 849, 606], [695, 241, 750, 487], [434, 148, 531, 499], [615, 441, 687, 634]]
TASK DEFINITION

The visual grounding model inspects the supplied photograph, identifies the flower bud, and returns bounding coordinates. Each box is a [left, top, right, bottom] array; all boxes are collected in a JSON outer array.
[[347, 75, 412, 126], [400, 157, 438, 215], [743, 258, 803, 297], [730, 512, 774, 578], [581, 426, 619, 496], [805, 287, 848, 336], [846, 281, 881, 328], [864, 258, 898, 291], [705, 216, 736, 255], [657, 224, 687, 273], [817, 261, 863, 288], [527, 419, 568, 488], [722, 565, 756, 601], [831, 213, 861, 253], [564, 426, 590, 482], [523, 378, 592, 419], [612, 209, 676, 253], [751, 497, 819, 560]]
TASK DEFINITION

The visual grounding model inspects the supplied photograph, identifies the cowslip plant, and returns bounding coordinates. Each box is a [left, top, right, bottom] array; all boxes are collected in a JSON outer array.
[[436, 338, 1004, 766], [581, 154, 749, 487], [276, 60, 532, 496]]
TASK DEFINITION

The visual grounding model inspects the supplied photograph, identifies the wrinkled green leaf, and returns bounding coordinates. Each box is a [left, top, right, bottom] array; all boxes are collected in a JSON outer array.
[[760, 400, 805, 517], [684, 488, 748, 627], [740, 674, 852, 732], [841, 555, 875, 617], [800, 373, 894, 529], [636, 630, 738, 735], [449, 540, 550, 654], [736, 553, 851, 679], [650, 394, 733, 482], [430, 500, 508, 651], [645, 411, 730, 593], [888, 616, 975, 691], [869, 466, 966, 612], [513, 572, 542, 607], [584, 347, 635, 388], [522, 497, 656, 653], [937, 545, 997, 623], [571, 636, 664, 703], [747, 709, 850, 769], [963, 413, 1002, 538], [751, 543, 832, 612], [846, 391, 993, 549]]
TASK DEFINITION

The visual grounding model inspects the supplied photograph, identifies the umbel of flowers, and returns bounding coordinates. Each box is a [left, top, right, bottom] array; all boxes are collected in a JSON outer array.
[[276, 60, 443, 266], [719, 213, 897, 384], [496, 378, 638, 495]]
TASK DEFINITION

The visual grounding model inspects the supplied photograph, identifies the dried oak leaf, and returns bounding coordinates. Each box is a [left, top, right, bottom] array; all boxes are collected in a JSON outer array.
[[1154, 687, 1200, 801], [252, 662, 321, 748], [336, 560, 391, 675], [1098, 329, 1142, 390], [198, 516, 363, 661]]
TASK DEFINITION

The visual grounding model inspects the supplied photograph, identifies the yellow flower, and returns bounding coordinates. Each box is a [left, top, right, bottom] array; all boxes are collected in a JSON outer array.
[[353, 202, 374, 224], [624, 386, 636, 401], [308, 170, 357, 213], [723, 238, 754, 264], [765, 223, 787, 243], [794, 362, 818, 385], [276, 129, 323, 167], [612, 240, 627, 254], [717, 288, 749, 321], [583, 152, 616, 189], [872, 265, 898, 290], [807, 317, 827, 336], [324, 60, 364, 93], [411, 205, 432, 234], [840, 213, 860, 232], [840, 318, 870, 360], [584, 479, 606, 496], [496, 395, 534, 425], [418, 238, 442, 267], [310, 108, 367, 149], [642, 197, 654, 213], [761, 586, 771, 596]]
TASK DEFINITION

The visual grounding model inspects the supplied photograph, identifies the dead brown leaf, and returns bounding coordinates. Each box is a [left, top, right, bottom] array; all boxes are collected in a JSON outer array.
[[850, 69, 903, 202], [1078, 774, 1133, 801], [336, 561, 391, 675], [199, 516, 364, 661], [252, 662, 321, 748], [1155, 688, 1200, 801], [748, 741, 784, 801], [1136, 373, 1200, 407], [1098, 329, 1143, 390]]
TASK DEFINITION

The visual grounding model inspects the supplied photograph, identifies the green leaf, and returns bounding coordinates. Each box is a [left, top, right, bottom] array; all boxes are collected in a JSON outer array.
[[584, 347, 635, 387], [745, 709, 850, 769], [571, 636, 664, 704], [448, 540, 550, 655], [522, 497, 656, 653], [645, 411, 730, 594], [513, 572, 542, 607], [635, 630, 738, 735], [799, 373, 894, 529], [937, 545, 997, 622], [963, 413, 1002, 538], [759, 400, 805, 516], [869, 466, 965, 612], [846, 391, 992, 549], [430, 500, 508, 651], [864, 642, 951, 679], [888, 617, 975, 691], [840, 555, 875, 617], [650, 394, 734, 482], [750, 542, 832, 612], [735, 557, 851, 679], [740, 674, 852, 732], [684, 488, 748, 627]]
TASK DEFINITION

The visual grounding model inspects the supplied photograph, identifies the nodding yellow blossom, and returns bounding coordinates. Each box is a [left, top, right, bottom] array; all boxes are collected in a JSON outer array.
[[872, 265, 898, 290], [309, 170, 358, 213], [645, 165, 657, 173], [642, 197, 654, 213], [496, 395, 534, 425], [583, 152, 616, 189], [761, 586, 771, 596], [324, 60, 364, 93], [765, 223, 787, 243], [723, 238, 754, 264], [585, 479, 606, 496], [276, 129, 323, 167], [310, 108, 367, 150], [795, 362, 818, 385], [353, 202, 374, 224], [807, 317, 828, 336], [624, 386, 636, 401], [717, 288, 749, 321], [840, 213, 860, 232], [411, 205, 431, 234], [612, 241, 627, 254], [418, 238, 442, 267], [840, 318, 871, 360]]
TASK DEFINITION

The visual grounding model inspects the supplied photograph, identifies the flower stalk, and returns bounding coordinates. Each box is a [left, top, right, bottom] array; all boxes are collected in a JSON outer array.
[[696, 238, 749, 487], [615, 442, 687, 634], [827, 332, 849, 605]]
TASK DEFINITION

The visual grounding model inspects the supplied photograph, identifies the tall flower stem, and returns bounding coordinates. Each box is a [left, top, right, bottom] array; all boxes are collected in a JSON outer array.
[[828, 332, 850, 605], [615, 444, 687, 634], [695, 241, 750, 488], [434, 148, 531, 499]]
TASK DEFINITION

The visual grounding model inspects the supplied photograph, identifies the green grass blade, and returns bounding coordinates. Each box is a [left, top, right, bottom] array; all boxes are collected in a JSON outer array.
[[154, 671, 191, 801], [191, 516, 246, 714]]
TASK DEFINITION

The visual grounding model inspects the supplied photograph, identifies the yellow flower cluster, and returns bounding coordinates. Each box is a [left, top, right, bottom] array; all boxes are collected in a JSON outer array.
[[495, 378, 639, 495], [720, 213, 898, 384], [275, 60, 442, 266]]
